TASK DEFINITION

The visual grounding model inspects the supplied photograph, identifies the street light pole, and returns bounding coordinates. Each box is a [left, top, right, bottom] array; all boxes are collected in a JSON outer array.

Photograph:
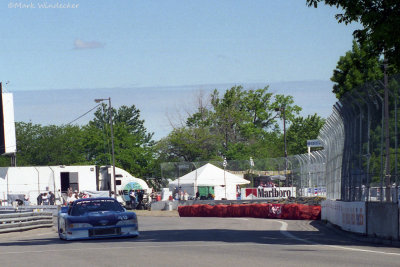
[[95, 97, 116, 198], [282, 105, 288, 187], [250, 157, 254, 200], [223, 157, 227, 200], [275, 105, 287, 186]]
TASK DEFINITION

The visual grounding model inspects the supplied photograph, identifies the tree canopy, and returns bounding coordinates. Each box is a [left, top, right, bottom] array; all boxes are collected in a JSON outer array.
[[331, 40, 383, 99], [306, 0, 400, 68], [3, 86, 325, 183], [9, 104, 155, 178], [156, 85, 320, 163]]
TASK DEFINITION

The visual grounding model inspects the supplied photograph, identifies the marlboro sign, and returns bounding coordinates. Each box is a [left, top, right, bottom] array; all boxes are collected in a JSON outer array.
[[241, 187, 296, 200]]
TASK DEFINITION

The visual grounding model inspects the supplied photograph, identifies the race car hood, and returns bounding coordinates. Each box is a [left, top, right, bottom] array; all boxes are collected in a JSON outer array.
[[66, 211, 136, 226]]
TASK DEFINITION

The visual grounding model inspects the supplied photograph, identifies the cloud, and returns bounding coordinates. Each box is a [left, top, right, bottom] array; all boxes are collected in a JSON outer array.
[[74, 39, 104, 50]]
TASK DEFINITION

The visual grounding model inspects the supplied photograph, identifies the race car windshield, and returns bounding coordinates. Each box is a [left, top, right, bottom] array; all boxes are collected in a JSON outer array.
[[71, 199, 124, 215]]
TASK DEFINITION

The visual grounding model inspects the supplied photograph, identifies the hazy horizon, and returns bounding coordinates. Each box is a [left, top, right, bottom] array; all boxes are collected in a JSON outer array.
[[9, 80, 337, 140]]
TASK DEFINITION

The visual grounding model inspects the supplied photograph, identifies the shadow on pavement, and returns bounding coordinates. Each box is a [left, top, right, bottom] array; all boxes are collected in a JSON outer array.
[[0, 220, 396, 249]]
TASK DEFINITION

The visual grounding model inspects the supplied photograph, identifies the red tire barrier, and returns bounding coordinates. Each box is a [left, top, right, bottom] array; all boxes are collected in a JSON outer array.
[[189, 205, 202, 217], [178, 203, 321, 220], [214, 204, 228, 217], [199, 204, 215, 217], [268, 204, 282, 219], [239, 204, 253, 217], [227, 204, 241, 217], [253, 204, 270, 218], [178, 205, 189, 217], [298, 204, 321, 220]]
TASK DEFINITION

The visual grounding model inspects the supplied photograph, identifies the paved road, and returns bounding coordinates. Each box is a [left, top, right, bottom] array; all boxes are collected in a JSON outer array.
[[1, 216, 400, 267]]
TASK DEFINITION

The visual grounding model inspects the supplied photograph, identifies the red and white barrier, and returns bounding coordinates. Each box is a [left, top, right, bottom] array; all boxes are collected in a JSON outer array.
[[178, 203, 321, 220]]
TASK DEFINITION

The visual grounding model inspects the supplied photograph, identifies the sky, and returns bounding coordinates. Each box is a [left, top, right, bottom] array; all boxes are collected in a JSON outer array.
[[0, 0, 360, 139]]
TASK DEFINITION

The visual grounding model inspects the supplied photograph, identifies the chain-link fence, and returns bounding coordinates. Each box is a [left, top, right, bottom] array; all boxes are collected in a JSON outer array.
[[160, 75, 400, 202], [160, 152, 327, 199], [318, 74, 400, 203]]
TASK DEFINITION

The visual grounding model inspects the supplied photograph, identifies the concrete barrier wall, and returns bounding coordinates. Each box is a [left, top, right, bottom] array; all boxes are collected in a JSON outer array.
[[321, 200, 366, 234], [367, 202, 399, 240], [150, 199, 272, 211]]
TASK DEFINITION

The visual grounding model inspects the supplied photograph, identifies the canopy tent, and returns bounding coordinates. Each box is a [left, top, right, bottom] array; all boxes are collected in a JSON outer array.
[[169, 163, 250, 200]]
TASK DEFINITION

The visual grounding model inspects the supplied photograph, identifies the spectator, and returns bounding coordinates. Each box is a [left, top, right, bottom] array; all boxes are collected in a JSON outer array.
[[37, 193, 43, 205], [24, 194, 30, 205], [150, 190, 156, 202], [49, 191, 55, 205], [137, 190, 144, 209], [129, 190, 136, 209], [67, 192, 77, 204], [42, 193, 49, 205]]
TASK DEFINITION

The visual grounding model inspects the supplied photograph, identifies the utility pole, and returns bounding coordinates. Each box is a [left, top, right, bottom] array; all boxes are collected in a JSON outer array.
[[383, 58, 391, 202], [94, 98, 116, 198]]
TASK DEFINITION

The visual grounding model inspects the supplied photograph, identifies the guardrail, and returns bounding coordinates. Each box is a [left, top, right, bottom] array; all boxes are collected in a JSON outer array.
[[0, 211, 54, 233]]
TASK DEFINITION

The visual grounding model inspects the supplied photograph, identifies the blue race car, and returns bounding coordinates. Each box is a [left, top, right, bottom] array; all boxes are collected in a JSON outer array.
[[58, 197, 139, 240]]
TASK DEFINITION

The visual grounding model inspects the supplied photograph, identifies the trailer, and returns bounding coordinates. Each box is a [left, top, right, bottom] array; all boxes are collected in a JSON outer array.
[[0, 165, 150, 206]]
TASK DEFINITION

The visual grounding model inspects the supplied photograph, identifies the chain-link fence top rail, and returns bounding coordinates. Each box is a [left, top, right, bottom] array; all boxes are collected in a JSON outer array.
[[319, 74, 400, 202], [160, 152, 326, 197], [318, 105, 344, 200]]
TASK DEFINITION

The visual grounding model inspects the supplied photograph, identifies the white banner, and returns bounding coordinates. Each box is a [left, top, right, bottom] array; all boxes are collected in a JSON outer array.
[[241, 187, 296, 200], [322, 199, 366, 234]]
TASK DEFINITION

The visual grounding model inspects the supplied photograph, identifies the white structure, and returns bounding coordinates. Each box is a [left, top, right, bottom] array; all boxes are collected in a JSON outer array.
[[0, 165, 149, 205], [0, 89, 17, 155], [169, 163, 250, 200]]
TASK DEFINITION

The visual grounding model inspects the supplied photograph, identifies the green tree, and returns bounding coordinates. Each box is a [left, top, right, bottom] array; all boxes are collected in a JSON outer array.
[[159, 85, 302, 162], [15, 122, 85, 166], [306, 0, 400, 68], [209, 86, 301, 157], [156, 127, 221, 163], [331, 40, 383, 99], [83, 104, 154, 177], [286, 114, 325, 155]]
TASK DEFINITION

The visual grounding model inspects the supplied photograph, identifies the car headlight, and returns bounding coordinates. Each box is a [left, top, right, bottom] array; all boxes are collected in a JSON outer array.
[[69, 223, 92, 228], [117, 219, 137, 226]]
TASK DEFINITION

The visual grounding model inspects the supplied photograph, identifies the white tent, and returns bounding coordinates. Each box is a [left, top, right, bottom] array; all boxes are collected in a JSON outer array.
[[169, 163, 250, 200]]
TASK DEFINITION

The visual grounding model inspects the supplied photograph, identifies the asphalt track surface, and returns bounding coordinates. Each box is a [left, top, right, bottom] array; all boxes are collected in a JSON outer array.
[[1, 216, 400, 267]]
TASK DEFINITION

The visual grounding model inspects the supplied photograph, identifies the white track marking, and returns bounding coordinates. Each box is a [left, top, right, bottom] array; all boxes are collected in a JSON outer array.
[[277, 220, 400, 256]]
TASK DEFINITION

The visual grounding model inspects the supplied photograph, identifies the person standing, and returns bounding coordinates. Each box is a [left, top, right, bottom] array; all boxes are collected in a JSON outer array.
[[183, 191, 189, 201], [49, 191, 55, 205], [42, 193, 49, 205], [137, 190, 144, 209], [66, 192, 77, 204], [37, 193, 43, 205], [24, 194, 30, 205], [129, 190, 136, 209]]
